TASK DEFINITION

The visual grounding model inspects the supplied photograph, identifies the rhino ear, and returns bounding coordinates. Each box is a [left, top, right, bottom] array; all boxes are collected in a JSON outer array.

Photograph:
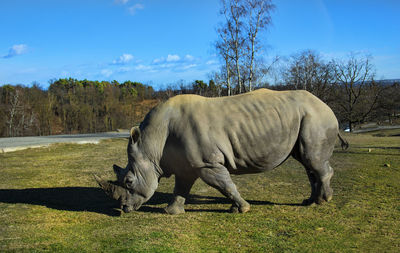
[[113, 164, 123, 176], [130, 126, 141, 143]]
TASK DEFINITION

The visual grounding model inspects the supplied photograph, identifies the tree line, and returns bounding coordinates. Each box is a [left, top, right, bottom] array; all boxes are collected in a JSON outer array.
[[0, 79, 155, 137], [1, 64, 399, 137]]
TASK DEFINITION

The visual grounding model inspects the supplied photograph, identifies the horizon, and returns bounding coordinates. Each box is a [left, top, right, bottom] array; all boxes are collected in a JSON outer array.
[[1, 0, 399, 89]]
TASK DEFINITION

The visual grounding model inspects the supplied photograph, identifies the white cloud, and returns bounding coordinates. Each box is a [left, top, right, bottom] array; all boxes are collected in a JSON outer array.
[[2, 44, 28, 59], [160, 63, 177, 69], [206, 60, 218, 65], [114, 0, 129, 5], [128, 3, 144, 15], [166, 54, 180, 62], [182, 64, 197, 70], [117, 66, 134, 73], [112, 53, 134, 65], [135, 64, 153, 71], [11, 44, 27, 55], [153, 54, 194, 65], [101, 69, 113, 77], [143, 53, 222, 79], [152, 57, 164, 64], [184, 54, 195, 61]]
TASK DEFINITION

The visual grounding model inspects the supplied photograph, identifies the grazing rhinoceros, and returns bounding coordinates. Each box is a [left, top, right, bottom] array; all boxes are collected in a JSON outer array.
[[95, 89, 348, 214]]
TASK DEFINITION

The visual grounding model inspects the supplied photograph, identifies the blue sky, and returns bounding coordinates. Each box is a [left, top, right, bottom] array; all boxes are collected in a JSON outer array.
[[1, 0, 399, 89]]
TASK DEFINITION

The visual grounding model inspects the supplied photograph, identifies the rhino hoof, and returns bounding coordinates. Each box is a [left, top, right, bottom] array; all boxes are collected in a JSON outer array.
[[164, 204, 185, 215], [324, 195, 333, 202], [230, 205, 239, 213], [230, 203, 250, 213], [315, 197, 324, 205], [323, 189, 333, 202], [303, 197, 324, 205], [301, 198, 315, 206]]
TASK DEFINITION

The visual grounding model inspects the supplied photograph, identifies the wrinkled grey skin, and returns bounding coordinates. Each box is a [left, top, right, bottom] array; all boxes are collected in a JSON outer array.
[[96, 89, 348, 214]]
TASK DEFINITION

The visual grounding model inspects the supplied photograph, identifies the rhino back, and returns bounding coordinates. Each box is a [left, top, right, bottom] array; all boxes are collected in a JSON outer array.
[[153, 89, 336, 174]]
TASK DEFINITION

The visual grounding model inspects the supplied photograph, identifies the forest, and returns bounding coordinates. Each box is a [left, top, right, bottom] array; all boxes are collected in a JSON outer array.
[[0, 79, 156, 137]]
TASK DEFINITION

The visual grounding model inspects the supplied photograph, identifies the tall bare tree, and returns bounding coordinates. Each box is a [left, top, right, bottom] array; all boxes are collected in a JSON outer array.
[[6, 88, 21, 137], [244, 0, 274, 91], [215, 0, 274, 94], [220, 0, 246, 93], [215, 26, 233, 96]]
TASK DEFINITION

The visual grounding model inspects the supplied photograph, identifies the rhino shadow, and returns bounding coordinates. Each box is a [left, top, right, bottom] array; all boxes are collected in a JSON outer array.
[[0, 188, 303, 215], [0, 187, 122, 217], [141, 192, 303, 213]]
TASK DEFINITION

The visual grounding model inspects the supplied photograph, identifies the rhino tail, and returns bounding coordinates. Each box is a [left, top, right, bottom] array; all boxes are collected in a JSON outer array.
[[338, 133, 349, 150]]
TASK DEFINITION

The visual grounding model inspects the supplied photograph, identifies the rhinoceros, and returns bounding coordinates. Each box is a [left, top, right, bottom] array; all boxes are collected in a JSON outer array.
[[95, 89, 348, 214]]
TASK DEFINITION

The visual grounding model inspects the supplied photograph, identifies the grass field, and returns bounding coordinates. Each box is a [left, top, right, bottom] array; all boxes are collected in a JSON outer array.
[[1, 130, 399, 252]]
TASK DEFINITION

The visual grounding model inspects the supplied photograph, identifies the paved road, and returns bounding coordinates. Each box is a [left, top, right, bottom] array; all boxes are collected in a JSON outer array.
[[0, 131, 130, 153], [2, 125, 399, 153], [352, 125, 400, 133]]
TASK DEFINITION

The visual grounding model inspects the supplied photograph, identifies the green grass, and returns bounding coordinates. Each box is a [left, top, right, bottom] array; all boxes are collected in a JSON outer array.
[[1, 130, 399, 252]]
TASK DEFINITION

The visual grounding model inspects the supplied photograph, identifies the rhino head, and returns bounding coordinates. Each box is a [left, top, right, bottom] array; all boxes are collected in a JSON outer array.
[[95, 126, 159, 213]]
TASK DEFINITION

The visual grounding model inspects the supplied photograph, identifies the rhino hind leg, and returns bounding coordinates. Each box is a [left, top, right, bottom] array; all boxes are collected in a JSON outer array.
[[293, 124, 337, 205], [320, 162, 334, 202], [301, 162, 334, 205], [165, 175, 197, 215], [198, 165, 250, 213]]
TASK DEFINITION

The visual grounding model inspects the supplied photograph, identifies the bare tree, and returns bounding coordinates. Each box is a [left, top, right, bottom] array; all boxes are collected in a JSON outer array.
[[215, 0, 274, 94], [218, 0, 247, 94], [333, 53, 381, 131], [230, 0, 246, 93], [374, 81, 400, 124], [6, 88, 21, 137], [282, 50, 335, 102], [215, 26, 233, 96], [207, 71, 222, 97], [244, 0, 274, 91]]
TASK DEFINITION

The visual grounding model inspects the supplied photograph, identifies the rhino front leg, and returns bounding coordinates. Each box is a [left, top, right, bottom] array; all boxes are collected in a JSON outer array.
[[302, 168, 319, 205], [165, 175, 197, 215], [199, 165, 250, 213]]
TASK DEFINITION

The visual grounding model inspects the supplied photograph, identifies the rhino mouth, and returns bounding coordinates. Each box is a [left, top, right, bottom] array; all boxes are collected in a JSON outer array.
[[122, 205, 134, 213], [121, 203, 143, 213]]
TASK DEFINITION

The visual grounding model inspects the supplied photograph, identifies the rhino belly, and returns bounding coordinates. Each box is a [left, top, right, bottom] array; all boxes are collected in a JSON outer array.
[[229, 143, 294, 174], [223, 125, 298, 175]]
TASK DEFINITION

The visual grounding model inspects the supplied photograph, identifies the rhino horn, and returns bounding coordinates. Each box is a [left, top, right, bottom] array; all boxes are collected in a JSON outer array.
[[94, 174, 126, 200], [94, 174, 107, 188]]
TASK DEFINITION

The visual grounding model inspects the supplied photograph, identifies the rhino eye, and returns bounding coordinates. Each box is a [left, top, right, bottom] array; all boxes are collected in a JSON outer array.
[[125, 179, 133, 187]]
